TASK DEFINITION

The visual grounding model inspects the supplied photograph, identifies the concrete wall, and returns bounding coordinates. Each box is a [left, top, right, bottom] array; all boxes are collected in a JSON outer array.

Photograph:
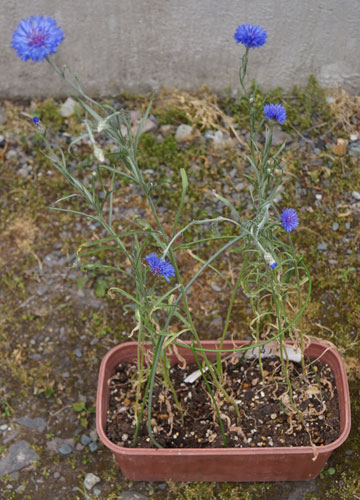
[[1, 0, 359, 98]]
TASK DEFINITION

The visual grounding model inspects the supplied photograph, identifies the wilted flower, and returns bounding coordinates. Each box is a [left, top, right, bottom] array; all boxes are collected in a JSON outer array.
[[32, 116, 46, 134], [263, 104, 287, 125], [11, 15, 64, 62], [93, 144, 105, 163], [145, 253, 175, 282], [281, 209, 299, 232], [264, 252, 278, 269], [233, 24, 267, 49]]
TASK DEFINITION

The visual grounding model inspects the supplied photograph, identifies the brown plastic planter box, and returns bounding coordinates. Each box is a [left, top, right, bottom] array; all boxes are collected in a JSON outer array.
[[96, 340, 351, 482]]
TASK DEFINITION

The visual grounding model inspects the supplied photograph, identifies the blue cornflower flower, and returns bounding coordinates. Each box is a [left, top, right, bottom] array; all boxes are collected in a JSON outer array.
[[11, 16, 64, 62], [145, 253, 175, 282], [263, 104, 287, 124], [233, 24, 267, 49], [270, 261, 278, 269], [281, 209, 299, 232]]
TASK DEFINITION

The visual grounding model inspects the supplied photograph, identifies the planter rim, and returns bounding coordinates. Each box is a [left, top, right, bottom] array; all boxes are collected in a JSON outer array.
[[96, 340, 351, 457]]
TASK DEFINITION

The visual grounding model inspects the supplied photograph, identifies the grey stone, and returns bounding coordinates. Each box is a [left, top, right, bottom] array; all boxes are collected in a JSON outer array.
[[0, 440, 39, 477], [15, 485, 26, 493], [14, 416, 47, 432], [352, 191, 360, 200], [18, 165, 32, 176], [175, 124, 193, 141], [212, 130, 234, 149], [75, 443, 84, 451], [160, 124, 174, 137], [89, 442, 98, 452], [286, 480, 316, 500], [348, 143, 360, 157], [93, 487, 101, 496], [235, 182, 246, 191], [80, 434, 91, 446], [54, 471, 61, 479], [332, 222, 339, 231], [74, 348, 82, 358], [317, 242, 328, 251], [117, 493, 149, 500], [84, 472, 101, 490], [0, 424, 8, 431], [47, 437, 75, 453], [270, 126, 292, 146], [58, 444, 73, 455], [89, 429, 98, 442]]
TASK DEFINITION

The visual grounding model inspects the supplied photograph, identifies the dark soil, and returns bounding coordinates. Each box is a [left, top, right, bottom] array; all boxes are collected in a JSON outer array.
[[106, 355, 340, 449]]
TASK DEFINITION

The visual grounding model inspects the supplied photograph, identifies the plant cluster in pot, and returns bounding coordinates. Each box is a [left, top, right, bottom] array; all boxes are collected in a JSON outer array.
[[12, 17, 351, 482]]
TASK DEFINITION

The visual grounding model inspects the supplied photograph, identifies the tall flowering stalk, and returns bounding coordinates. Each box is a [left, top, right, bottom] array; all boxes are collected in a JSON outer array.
[[12, 18, 311, 446]]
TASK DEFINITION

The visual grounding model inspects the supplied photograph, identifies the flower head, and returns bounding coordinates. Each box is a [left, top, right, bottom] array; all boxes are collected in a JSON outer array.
[[233, 24, 267, 49], [264, 252, 278, 269], [11, 16, 64, 62], [32, 116, 46, 134], [263, 104, 287, 124], [281, 209, 299, 232], [145, 253, 175, 282]]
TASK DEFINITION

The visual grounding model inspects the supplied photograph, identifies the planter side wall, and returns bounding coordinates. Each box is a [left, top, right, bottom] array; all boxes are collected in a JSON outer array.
[[96, 341, 351, 482]]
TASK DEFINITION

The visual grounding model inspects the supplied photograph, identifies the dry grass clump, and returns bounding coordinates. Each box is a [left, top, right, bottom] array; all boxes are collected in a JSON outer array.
[[155, 86, 246, 146], [326, 88, 360, 135]]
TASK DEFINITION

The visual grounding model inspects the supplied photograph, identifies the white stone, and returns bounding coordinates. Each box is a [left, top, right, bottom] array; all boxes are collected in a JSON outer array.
[[59, 97, 78, 117], [350, 134, 358, 142], [84, 473, 100, 490], [352, 191, 360, 200]]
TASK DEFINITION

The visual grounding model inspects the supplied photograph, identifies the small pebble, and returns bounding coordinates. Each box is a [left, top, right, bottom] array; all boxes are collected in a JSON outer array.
[[84, 472, 100, 490], [74, 348, 82, 358], [58, 444, 73, 455], [352, 191, 360, 200], [332, 222, 339, 231], [89, 441, 98, 452], [350, 134, 358, 142], [89, 429, 98, 442], [317, 242, 328, 251], [175, 124, 193, 141], [0, 424, 8, 431], [81, 434, 91, 446], [270, 413, 277, 420]]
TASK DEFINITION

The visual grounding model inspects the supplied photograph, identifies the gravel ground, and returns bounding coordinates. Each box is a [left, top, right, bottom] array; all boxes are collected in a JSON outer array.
[[0, 85, 359, 499]]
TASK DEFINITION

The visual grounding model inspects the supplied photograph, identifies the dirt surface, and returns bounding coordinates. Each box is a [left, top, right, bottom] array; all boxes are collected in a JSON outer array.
[[107, 358, 340, 450], [0, 83, 359, 499]]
